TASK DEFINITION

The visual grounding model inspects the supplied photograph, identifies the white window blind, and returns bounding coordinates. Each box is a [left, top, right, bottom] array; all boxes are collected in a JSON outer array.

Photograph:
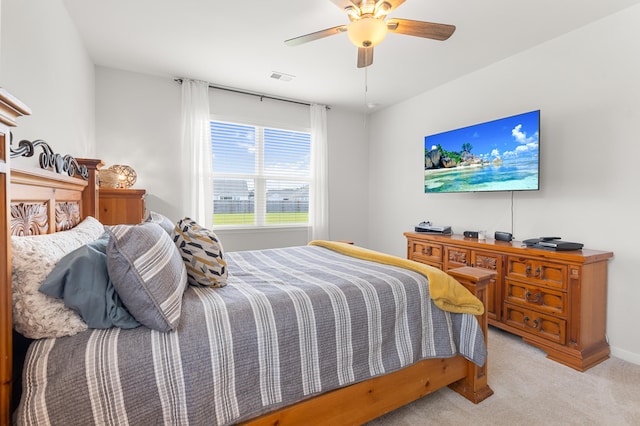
[[210, 120, 311, 227]]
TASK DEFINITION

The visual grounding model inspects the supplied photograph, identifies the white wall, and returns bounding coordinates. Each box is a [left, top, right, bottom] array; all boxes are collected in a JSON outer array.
[[95, 67, 370, 251], [95, 68, 183, 221], [367, 5, 640, 364], [326, 109, 370, 246], [0, 0, 2, 74], [1, 0, 95, 161]]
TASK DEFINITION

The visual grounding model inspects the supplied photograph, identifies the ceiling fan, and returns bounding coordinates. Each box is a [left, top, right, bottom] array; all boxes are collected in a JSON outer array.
[[285, 0, 456, 68]]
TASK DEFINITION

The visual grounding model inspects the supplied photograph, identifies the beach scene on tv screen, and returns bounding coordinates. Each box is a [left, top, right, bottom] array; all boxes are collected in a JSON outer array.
[[424, 110, 540, 193]]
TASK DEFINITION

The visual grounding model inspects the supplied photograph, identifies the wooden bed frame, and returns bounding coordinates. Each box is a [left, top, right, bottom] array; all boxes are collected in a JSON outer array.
[[0, 90, 493, 425]]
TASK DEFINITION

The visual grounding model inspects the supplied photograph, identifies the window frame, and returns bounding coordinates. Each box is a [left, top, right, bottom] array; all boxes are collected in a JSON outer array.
[[210, 115, 312, 231]]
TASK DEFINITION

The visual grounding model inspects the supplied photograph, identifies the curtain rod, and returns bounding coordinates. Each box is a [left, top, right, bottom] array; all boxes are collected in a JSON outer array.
[[174, 78, 327, 108]]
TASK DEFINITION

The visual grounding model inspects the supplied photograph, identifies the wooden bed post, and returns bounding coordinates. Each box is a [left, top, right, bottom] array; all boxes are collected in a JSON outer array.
[[447, 266, 495, 403], [75, 158, 104, 219], [0, 89, 31, 426]]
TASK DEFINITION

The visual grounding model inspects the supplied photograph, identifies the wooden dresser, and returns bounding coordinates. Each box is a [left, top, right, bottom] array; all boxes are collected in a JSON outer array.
[[405, 232, 613, 371], [98, 188, 146, 225]]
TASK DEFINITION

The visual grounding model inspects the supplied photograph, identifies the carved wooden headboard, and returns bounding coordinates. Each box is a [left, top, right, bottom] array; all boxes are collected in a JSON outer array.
[[10, 165, 89, 235], [9, 159, 102, 235]]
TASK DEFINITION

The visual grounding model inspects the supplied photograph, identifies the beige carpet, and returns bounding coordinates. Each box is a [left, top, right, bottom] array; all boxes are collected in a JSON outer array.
[[367, 328, 640, 426]]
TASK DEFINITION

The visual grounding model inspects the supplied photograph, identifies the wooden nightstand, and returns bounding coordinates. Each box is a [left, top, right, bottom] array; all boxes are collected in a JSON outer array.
[[98, 188, 146, 225]]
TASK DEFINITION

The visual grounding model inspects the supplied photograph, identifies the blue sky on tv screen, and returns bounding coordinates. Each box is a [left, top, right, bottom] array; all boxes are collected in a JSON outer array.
[[425, 110, 539, 161]]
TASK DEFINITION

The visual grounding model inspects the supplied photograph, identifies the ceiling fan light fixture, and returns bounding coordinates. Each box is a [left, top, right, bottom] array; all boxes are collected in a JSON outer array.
[[373, 2, 391, 19], [344, 6, 360, 21], [347, 16, 388, 48]]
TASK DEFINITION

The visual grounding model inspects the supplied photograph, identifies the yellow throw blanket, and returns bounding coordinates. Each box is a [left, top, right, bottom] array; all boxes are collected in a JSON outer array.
[[309, 240, 484, 316]]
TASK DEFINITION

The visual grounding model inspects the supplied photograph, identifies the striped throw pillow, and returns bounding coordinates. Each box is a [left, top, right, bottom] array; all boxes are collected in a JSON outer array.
[[144, 210, 175, 235], [106, 222, 187, 332], [173, 218, 228, 288]]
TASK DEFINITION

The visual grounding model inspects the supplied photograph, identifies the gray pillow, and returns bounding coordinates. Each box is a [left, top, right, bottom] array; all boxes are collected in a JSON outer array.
[[105, 223, 187, 332], [144, 210, 175, 235], [39, 233, 140, 329]]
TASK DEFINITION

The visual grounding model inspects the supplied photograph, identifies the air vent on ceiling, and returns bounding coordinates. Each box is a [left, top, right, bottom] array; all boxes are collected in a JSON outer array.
[[270, 71, 295, 82]]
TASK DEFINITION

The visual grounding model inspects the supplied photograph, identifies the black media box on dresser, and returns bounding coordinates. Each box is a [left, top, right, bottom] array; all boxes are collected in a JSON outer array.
[[404, 232, 614, 372]]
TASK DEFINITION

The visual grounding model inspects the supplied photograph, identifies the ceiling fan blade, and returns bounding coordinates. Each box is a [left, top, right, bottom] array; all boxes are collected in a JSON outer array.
[[357, 47, 374, 68], [285, 25, 347, 46], [387, 18, 456, 41]]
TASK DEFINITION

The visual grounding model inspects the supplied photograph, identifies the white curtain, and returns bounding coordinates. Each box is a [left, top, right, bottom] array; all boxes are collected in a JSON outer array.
[[180, 79, 213, 227], [309, 104, 329, 241]]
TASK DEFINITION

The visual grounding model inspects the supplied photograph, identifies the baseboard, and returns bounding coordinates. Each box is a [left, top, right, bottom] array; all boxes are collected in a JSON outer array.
[[610, 345, 640, 366]]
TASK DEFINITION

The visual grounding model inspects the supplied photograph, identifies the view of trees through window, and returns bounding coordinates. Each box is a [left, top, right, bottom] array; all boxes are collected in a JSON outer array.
[[210, 120, 311, 226]]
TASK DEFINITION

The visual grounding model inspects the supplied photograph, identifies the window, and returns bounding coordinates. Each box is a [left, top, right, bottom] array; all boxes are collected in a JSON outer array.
[[210, 120, 311, 227]]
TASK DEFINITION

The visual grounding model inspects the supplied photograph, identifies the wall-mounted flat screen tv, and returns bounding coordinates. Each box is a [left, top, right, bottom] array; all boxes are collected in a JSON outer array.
[[424, 110, 540, 193]]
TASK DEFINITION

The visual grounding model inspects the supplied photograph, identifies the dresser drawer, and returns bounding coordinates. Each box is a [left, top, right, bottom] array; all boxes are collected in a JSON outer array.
[[472, 251, 501, 271], [505, 279, 566, 317], [506, 257, 568, 290], [504, 303, 566, 344], [445, 246, 469, 269], [408, 240, 443, 265], [99, 188, 146, 225]]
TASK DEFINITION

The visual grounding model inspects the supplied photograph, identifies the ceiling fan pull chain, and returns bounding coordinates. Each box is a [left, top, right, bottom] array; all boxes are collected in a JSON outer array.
[[364, 66, 368, 107]]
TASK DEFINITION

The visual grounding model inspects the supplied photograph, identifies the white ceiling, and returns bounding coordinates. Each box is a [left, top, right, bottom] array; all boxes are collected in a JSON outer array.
[[62, 0, 640, 112]]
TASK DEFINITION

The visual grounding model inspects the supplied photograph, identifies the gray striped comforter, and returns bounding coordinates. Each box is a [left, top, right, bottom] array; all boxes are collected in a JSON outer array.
[[16, 245, 486, 425]]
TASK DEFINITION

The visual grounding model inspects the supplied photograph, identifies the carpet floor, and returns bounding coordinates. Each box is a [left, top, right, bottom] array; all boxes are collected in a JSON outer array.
[[366, 327, 640, 425]]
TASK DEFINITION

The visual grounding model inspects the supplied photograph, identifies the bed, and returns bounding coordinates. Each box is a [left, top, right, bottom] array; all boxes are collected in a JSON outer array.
[[0, 91, 493, 425]]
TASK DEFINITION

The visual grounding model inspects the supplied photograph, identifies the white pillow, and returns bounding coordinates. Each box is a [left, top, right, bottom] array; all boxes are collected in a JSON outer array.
[[11, 216, 105, 339]]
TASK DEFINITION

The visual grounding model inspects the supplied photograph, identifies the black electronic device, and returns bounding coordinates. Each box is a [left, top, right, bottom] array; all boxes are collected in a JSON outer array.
[[494, 231, 513, 242], [523, 237, 561, 246], [523, 237, 583, 251], [463, 231, 478, 238], [415, 221, 452, 235], [536, 241, 584, 250]]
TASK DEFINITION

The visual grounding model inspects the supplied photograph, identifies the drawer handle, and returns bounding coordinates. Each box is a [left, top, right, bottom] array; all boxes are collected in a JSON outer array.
[[523, 316, 540, 329], [525, 291, 541, 304], [525, 265, 541, 278], [421, 247, 432, 256]]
